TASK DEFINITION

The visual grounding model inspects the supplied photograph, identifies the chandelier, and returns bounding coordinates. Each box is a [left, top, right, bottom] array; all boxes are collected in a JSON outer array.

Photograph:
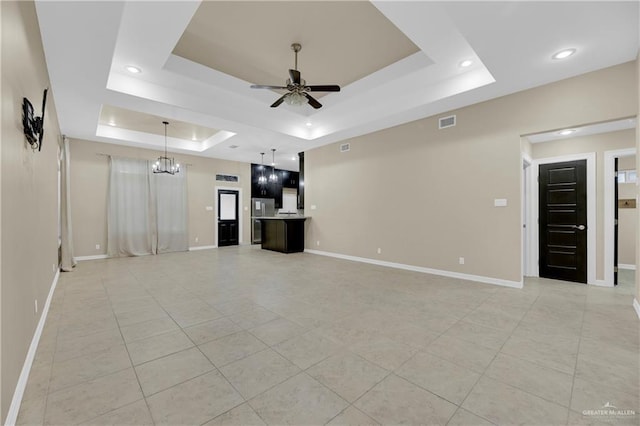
[[269, 148, 278, 182], [152, 121, 180, 175], [258, 152, 267, 184]]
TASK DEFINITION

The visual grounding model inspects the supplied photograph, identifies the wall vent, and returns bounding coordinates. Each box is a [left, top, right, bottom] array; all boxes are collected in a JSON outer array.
[[228, 145, 239, 149], [215, 174, 239, 182], [340, 143, 350, 152], [439, 115, 456, 129]]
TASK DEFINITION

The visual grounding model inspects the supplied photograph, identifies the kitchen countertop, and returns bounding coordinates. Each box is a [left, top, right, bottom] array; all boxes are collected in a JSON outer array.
[[256, 216, 309, 220]]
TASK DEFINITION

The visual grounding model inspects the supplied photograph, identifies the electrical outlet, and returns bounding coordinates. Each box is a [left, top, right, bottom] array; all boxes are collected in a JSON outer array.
[[311, 205, 317, 210], [96, 244, 100, 250], [34, 299, 38, 314], [316, 240, 320, 246], [377, 248, 382, 254], [195, 237, 199, 243], [459, 257, 465, 265]]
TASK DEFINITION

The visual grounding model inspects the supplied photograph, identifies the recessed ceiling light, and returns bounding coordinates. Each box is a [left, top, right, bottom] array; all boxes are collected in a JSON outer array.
[[108, 121, 116, 126], [459, 59, 473, 68], [552, 49, 576, 60], [125, 65, 141, 74], [291, 156, 296, 161], [305, 121, 312, 127], [557, 129, 576, 136]]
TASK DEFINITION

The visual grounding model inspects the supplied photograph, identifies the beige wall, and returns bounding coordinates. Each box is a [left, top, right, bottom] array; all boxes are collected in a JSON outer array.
[[618, 156, 637, 266], [531, 130, 636, 281], [1, 1, 61, 422], [636, 51, 640, 305], [306, 62, 638, 284], [69, 139, 252, 257]]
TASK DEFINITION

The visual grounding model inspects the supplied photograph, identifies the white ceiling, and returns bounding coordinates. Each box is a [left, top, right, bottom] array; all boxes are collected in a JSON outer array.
[[35, 1, 639, 171]]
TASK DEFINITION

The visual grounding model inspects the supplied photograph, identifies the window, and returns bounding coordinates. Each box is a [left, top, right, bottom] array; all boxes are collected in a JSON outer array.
[[216, 174, 239, 182]]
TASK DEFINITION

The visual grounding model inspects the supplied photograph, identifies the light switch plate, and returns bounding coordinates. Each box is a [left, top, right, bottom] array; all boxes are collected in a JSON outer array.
[[205, 206, 214, 211], [494, 198, 507, 207]]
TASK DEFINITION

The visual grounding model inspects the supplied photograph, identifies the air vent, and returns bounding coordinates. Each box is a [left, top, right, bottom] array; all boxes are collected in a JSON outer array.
[[215, 174, 239, 182], [340, 143, 350, 152], [439, 115, 456, 129], [229, 145, 239, 149]]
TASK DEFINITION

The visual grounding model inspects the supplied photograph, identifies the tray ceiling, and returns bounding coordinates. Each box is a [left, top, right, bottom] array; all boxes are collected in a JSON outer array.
[[34, 1, 639, 167]]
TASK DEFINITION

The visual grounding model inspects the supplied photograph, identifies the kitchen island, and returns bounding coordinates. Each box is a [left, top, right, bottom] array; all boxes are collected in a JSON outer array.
[[259, 216, 308, 253]]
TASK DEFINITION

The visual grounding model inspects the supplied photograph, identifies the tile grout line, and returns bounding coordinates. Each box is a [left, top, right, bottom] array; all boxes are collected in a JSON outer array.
[[34, 274, 65, 426], [126, 269, 244, 425], [566, 293, 588, 425], [450, 290, 543, 425], [101, 273, 155, 424]]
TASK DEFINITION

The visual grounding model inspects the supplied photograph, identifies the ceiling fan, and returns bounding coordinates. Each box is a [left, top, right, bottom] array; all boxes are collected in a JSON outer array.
[[251, 43, 340, 109]]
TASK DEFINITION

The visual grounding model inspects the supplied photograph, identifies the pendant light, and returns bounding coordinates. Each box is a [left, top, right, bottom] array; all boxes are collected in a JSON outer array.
[[152, 121, 180, 174], [269, 148, 278, 182], [258, 152, 267, 185]]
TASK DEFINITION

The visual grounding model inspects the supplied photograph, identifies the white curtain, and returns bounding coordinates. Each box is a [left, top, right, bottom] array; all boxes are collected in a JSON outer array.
[[107, 157, 188, 257], [59, 136, 76, 271], [154, 168, 188, 253], [107, 157, 155, 257]]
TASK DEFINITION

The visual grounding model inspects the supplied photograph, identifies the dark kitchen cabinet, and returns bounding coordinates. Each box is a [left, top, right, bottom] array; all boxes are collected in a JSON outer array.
[[271, 177, 283, 209], [251, 163, 297, 209], [281, 171, 298, 189], [251, 164, 269, 198], [260, 218, 306, 253]]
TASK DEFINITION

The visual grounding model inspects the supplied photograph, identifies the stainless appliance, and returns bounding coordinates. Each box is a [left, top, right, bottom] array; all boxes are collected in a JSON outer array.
[[251, 198, 275, 244]]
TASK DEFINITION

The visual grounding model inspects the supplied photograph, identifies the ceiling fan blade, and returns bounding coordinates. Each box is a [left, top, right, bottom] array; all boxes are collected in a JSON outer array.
[[251, 84, 288, 90], [289, 69, 301, 85], [270, 94, 287, 108], [304, 93, 322, 109], [306, 85, 341, 92]]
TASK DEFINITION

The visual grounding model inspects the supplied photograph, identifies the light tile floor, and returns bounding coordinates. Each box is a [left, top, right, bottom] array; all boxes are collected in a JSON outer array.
[[16, 246, 640, 425]]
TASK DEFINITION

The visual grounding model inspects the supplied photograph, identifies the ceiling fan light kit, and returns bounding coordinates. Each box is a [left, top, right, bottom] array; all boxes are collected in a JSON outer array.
[[251, 43, 340, 109]]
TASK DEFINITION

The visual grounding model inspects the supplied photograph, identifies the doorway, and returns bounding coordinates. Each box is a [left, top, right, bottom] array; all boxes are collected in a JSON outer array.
[[604, 148, 637, 287], [531, 153, 596, 285], [217, 189, 239, 247], [538, 160, 588, 283]]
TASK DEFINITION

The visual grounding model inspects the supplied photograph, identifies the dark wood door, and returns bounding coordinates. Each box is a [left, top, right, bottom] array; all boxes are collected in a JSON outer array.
[[539, 160, 587, 283], [218, 190, 239, 247]]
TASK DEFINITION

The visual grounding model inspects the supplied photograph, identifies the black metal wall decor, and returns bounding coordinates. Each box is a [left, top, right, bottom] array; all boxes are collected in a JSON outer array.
[[22, 88, 48, 151]]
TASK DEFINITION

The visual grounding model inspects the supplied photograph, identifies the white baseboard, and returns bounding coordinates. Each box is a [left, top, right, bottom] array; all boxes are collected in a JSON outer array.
[[591, 280, 613, 287], [634, 299, 640, 320], [189, 245, 217, 251], [304, 249, 523, 289], [619, 264, 636, 271], [5, 269, 60, 426], [74, 254, 108, 262]]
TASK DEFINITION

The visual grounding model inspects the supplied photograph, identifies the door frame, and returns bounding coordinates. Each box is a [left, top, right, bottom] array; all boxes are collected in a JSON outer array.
[[215, 186, 243, 247], [530, 153, 596, 285], [522, 154, 532, 278], [604, 148, 636, 287]]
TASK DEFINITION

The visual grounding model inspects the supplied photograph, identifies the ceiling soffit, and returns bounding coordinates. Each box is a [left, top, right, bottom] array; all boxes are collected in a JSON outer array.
[[172, 1, 420, 88], [99, 105, 219, 142]]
